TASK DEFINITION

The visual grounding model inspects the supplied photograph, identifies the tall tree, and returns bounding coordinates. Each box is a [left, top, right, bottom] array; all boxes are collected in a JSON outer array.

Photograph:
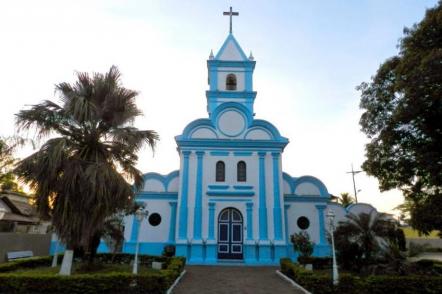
[[358, 2, 442, 235], [15, 66, 158, 275]]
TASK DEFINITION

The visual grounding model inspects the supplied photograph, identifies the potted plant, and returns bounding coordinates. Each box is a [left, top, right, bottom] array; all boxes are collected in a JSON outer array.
[[291, 231, 314, 270]]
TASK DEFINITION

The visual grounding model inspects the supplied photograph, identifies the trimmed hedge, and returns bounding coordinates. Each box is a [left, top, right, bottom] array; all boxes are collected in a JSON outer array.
[[0, 254, 186, 294], [82, 253, 172, 265], [280, 258, 442, 294], [297, 256, 332, 270], [0, 256, 53, 273]]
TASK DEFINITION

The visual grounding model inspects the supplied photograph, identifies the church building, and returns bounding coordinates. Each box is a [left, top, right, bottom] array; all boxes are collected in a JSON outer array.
[[118, 9, 380, 265]]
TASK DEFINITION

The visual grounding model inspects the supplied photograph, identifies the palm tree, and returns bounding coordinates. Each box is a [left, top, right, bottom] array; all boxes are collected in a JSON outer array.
[[14, 66, 158, 275], [334, 211, 395, 270], [338, 192, 354, 208]]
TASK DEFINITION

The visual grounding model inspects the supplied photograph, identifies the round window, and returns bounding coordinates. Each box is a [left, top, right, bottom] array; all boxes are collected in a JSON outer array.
[[297, 216, 310, 230], [148, 213, 162, 226]]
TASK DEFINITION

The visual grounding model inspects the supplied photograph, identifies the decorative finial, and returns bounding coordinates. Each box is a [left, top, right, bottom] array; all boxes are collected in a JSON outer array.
[[248, 51, 254, 61], [223, 6, 239, 34], [209, 49, 214, 60]]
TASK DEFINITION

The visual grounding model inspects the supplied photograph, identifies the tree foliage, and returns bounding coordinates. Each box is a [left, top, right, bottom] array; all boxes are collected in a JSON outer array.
[[334, 211, 396, 271], [291, 230, 314, 258], [358, 2, 442, 234], [338, 192, 355, 208], [14, 66, 159, 251], [0, 137, 25, 193]]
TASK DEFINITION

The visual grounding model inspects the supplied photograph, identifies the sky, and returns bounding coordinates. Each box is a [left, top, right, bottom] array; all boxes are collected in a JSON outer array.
[[0, 0, 439, 215]]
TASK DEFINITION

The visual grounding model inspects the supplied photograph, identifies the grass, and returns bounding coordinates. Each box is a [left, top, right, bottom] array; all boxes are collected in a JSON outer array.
[[403, 226, 440, 239], [10, 263, 160, 276]]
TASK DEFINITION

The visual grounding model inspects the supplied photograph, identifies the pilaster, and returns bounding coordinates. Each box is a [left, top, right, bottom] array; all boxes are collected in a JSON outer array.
[[168, 202, 177, 243], [193, 151, 205, 240], [178, 151, 191, 239], [315, 205, 327, 245], [246, 202, 254, 240], [208, 202, 216, 240], [271, 152, 283, 240], [258, 151, 268, 240]]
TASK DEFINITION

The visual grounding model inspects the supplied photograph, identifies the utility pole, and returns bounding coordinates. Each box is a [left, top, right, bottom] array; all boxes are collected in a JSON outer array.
[[346, 164, 362, 203]]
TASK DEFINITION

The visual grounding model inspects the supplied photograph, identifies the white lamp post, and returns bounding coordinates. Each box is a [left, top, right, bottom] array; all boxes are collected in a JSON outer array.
[[327, 210, 339, 286], [133, 207, 149, 274]]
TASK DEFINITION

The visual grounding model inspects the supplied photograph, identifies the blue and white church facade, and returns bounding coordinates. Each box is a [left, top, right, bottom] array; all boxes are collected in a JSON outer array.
[[117, 31, 380, 265]]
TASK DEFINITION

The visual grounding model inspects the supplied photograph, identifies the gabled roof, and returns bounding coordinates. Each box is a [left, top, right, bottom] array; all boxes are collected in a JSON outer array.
[[1, 212, 38, 223], [215, 33, 248, 61], [0, 196, 39, 224], [0, 196, 35, 216]]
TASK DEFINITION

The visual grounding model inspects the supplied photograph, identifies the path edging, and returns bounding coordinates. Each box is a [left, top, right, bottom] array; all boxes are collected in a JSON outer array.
[[166, 269, 187, 294], [275, 270, 311, 294]]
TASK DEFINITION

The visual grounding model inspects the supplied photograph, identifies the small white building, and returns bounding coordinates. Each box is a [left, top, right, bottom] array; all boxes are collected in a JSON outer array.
[[112, 26, 381, 265]]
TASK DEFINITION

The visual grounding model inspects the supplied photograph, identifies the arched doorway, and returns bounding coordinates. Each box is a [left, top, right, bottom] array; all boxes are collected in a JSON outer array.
[[217, 208, 243, 259]]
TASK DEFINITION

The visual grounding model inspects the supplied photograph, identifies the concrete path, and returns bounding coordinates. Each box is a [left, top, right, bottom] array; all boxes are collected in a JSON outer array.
[[172, 266, 303, 294]]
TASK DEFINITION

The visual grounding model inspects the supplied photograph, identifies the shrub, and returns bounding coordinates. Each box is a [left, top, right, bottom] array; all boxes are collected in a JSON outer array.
[[335, 240, 364, 272], [162, 245, 176, 257], [280, 258, 442, 294], [0, 255, 186, 293], [83, 253, 170, 264], [415, 259, 434, 271], [0, 256, 52, 273], [296, 256, 332, 270], [0, 272, 170, 294], [290, 231, 314, 262]]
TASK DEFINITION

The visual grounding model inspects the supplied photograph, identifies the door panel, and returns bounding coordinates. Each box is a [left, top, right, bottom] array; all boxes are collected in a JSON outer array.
[[232, 223, 242, 242], [219, 223, 229, 242], [217, 208, 243, 260], [218, 244, 229, 253], [231, 244, 242, 253]]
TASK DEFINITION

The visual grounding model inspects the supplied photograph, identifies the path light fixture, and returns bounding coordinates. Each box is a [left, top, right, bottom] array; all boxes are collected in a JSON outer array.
[[327, 209, 339, 286], [133, 207, 149, 274]]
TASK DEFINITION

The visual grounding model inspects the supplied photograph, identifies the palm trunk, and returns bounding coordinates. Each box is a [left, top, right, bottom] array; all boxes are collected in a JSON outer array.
[[88, 233, 101, 265], [59, 249, 74, 276]]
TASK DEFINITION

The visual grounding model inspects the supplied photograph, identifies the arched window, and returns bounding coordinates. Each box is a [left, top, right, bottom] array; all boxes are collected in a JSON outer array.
[[237, 161, 246, 182], [216, 161, 225, 182], [226, 74, 237, 90]]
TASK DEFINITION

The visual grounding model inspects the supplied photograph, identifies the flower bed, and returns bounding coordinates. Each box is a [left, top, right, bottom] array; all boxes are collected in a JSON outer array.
[[0, 254, 186, 293], [280, 258, 442, 294]]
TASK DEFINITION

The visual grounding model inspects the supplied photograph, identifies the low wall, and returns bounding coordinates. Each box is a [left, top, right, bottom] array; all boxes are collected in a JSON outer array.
[[407, 238, 442, 248], [0, 233, 51, 263]]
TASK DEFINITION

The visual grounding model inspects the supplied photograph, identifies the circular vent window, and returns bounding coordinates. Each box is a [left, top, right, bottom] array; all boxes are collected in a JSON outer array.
[[148, 213, 162, 227], [297, 216, 310, 230]]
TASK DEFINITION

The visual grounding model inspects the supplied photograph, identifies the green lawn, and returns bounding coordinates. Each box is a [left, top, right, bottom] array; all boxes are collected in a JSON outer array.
[[10, 263, 159, 276], [403, 226, 440, 239]]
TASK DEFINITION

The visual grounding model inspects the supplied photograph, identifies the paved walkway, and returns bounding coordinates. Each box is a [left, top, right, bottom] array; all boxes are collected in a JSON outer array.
[[172, 266, 302, 294]]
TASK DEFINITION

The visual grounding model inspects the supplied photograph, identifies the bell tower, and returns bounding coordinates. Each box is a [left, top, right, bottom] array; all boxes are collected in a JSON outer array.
[[206, 7, 257, 117]]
